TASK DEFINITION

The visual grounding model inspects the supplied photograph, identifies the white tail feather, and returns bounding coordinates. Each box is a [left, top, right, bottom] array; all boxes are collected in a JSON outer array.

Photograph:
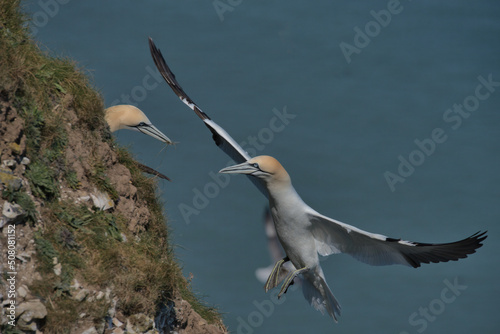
[[301, 270, 341, 322]]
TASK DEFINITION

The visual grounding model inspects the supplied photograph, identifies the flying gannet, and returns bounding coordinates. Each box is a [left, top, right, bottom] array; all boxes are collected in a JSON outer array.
[[148, 38, 487, 322], [220, 156, 486, 321], [105, 104, 172, 181]]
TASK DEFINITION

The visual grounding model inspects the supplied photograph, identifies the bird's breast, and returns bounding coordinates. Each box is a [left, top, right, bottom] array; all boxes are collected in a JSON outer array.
[[269, 194, 318, 268]]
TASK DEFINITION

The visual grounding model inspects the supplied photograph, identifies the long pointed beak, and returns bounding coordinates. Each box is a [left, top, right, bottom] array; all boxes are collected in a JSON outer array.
[[136, 123, 173, 144], [219, 162, 257, 175]]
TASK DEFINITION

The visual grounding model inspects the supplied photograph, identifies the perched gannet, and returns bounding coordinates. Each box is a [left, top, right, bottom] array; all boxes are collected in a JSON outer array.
[[105, 105, 173, 144], [105, 104, 172, 181], [148, 38, 487, 322]]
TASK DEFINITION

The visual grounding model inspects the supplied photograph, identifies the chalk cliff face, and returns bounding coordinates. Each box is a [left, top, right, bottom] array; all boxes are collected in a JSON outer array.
[[0, 2, 226, 333]]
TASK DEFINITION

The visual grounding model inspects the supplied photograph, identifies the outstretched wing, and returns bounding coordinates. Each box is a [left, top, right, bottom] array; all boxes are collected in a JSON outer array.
[[148, 37, 267, 197], [307, 209, 487, 268]]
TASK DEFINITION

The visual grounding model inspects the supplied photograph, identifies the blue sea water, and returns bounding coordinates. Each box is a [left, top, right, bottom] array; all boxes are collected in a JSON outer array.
[[23, 0, 500, 333]]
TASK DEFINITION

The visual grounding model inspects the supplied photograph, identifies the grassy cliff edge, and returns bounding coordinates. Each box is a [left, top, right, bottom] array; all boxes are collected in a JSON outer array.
[[0, 1, 225, 333]]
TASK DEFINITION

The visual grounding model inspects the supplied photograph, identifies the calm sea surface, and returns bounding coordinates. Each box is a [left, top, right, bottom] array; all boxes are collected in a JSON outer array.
[[24, 0, 499, 332]]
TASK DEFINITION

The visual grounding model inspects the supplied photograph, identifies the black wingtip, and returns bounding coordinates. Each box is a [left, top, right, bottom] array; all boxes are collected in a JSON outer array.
[[403, 230, 488, 269], [470, 230, 488, 247], [147, 37, 210, 122]]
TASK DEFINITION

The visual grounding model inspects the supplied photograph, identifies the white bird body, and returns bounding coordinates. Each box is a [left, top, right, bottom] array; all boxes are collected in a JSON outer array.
[[148, 38, 487, 323], [219, 155, 486, 321], [270, 195, 341, 318], [255, 208, 295, 284], [219, 156, 344, 318], [269, 185, 313, 269]]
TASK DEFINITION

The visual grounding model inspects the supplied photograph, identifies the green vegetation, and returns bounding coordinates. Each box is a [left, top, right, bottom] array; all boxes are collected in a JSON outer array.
[[116, 147, 221, 322], [0, 1, 222, 332], [87, 159, 119, 201], [25, 160, 60, 200], [1, 326, 23, 334], [1, 185, 37, 224]]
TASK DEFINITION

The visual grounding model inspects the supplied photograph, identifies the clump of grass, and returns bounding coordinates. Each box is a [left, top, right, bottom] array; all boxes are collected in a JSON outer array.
[[0, 1, 106, 134], [64, 169, 81, 190], [30, 202, 109, 332], [19, 105, 44, 155], [0, 325, 24, 334], [1, 1, 108, 176], [20, 102, 71, 201], [179, 286, 222, 325], [30, 273, 110, 334], [1, 185, 37, 224], [25, 160, 59, 200], [34, 233, 59, 270], [33, 200, 172, 318], [40, 112, 69, 165], [43, 297, 108, 333], [29, 199, 174, 318], [57, 227, 79, 250], [87, 159, 119, 201]]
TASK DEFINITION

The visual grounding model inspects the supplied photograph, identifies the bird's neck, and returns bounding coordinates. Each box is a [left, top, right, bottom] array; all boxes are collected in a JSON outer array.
[[266, 177, 302, 207]]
